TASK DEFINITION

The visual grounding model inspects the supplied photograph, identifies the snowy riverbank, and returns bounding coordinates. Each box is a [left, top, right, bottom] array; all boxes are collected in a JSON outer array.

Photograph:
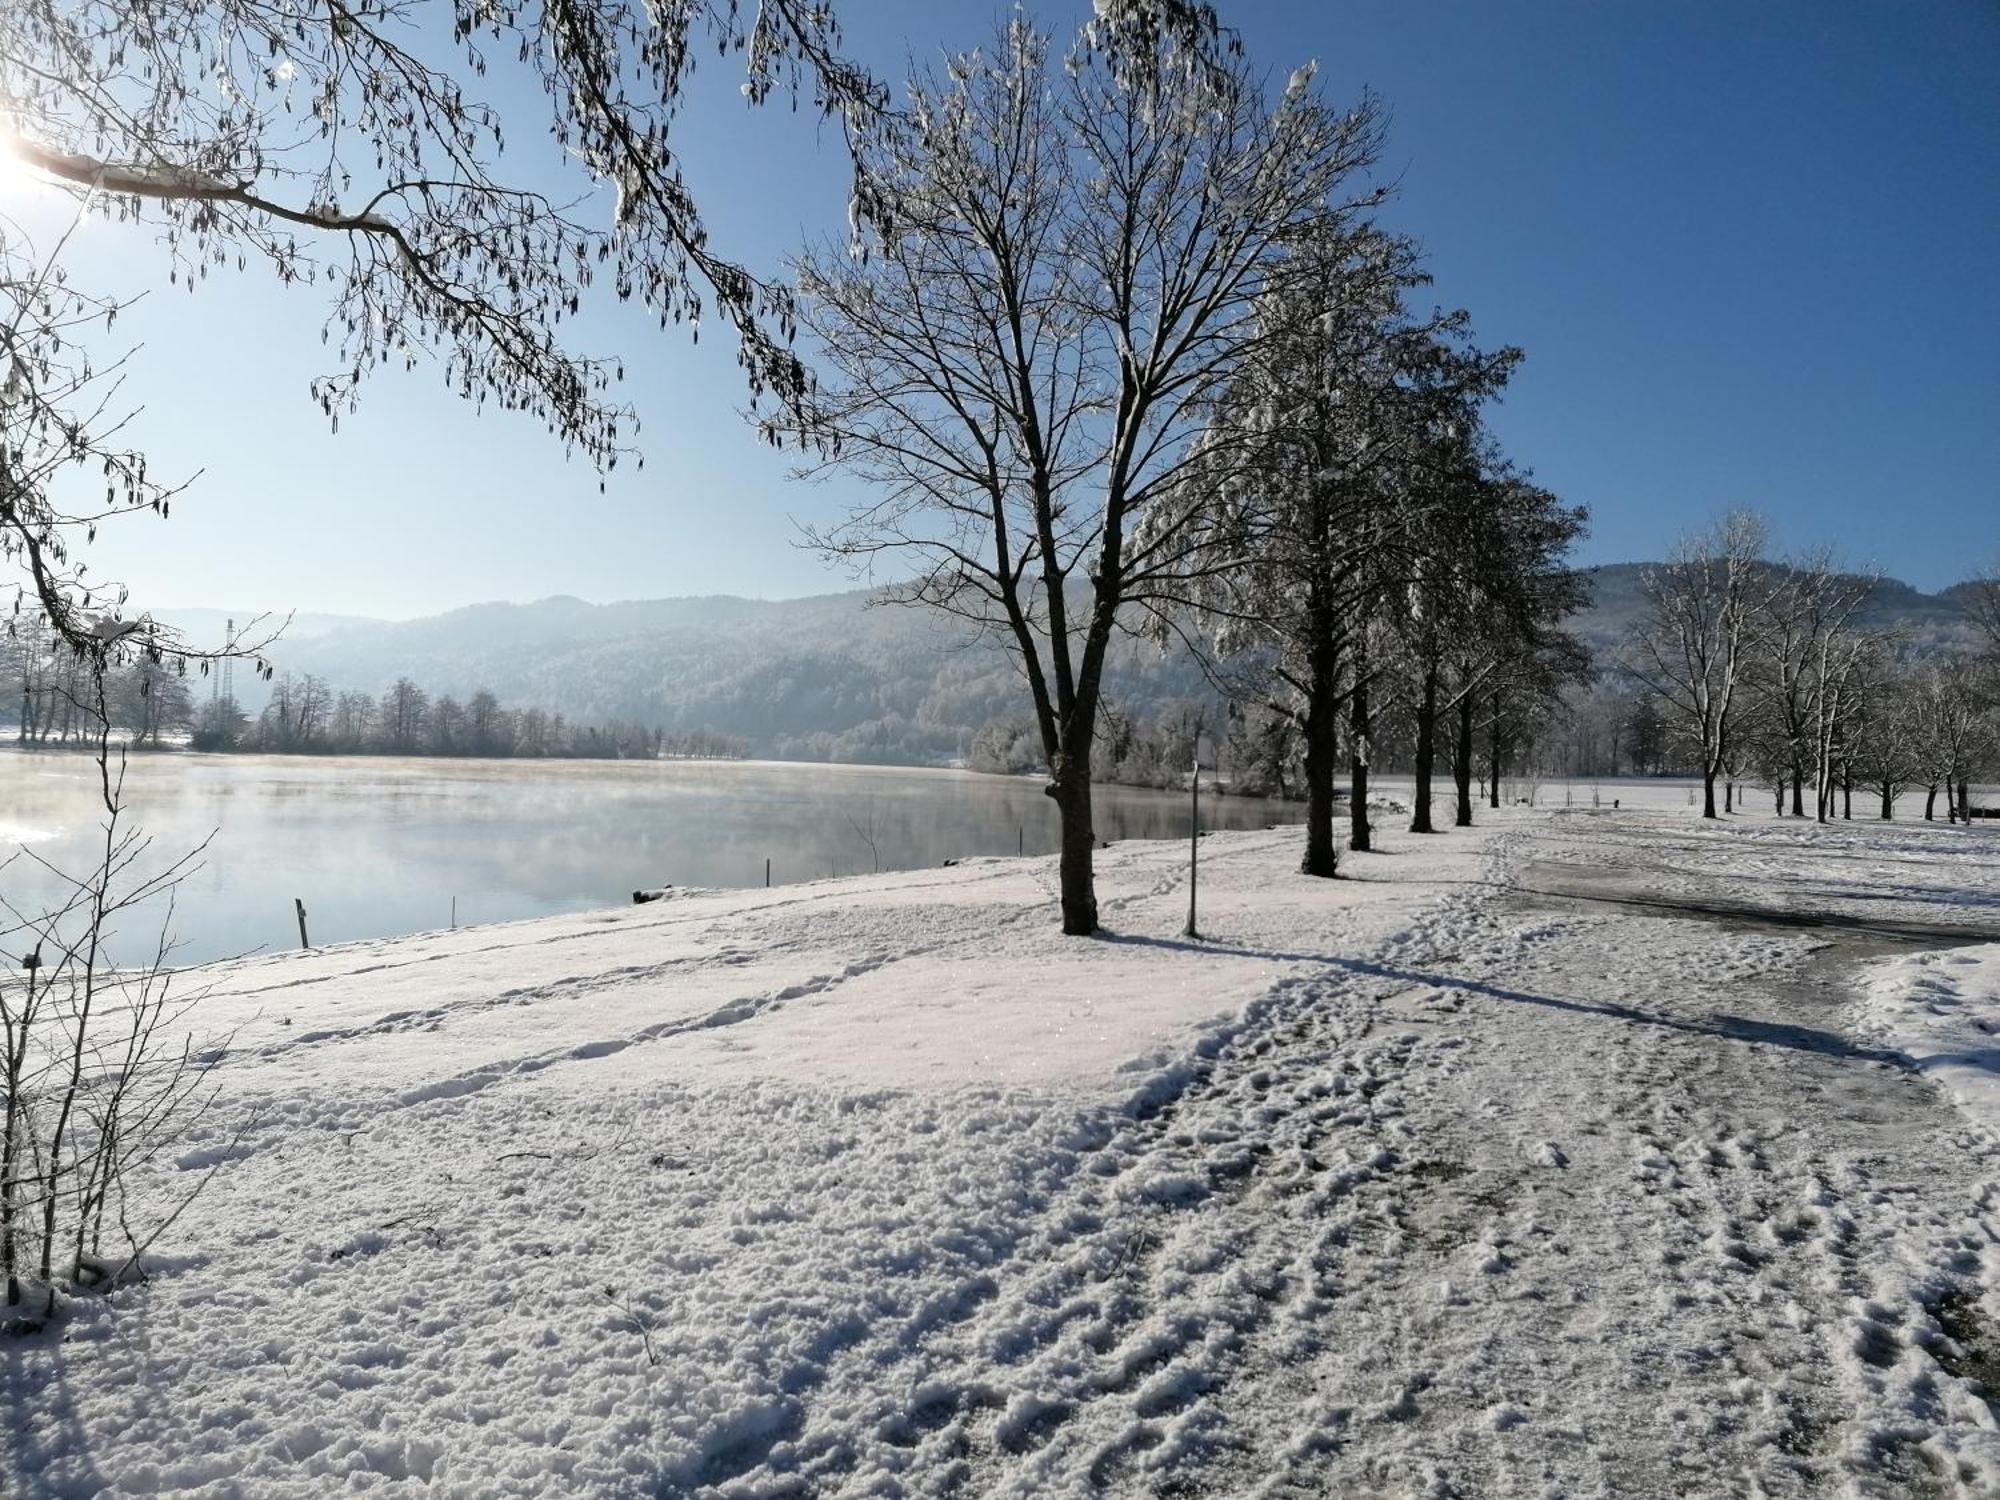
[[7, 807, 2000, 1496]]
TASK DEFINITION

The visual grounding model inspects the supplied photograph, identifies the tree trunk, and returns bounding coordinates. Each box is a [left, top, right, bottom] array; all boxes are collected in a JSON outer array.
[[1410, 665, 1437, 835], [1773, 783, 1783, 814], [1960, 777, 1972, 823], [1925, 783, 1937, 821], [1455, 690, 1475, 828], [1880, 781, 1893, 820], [1301, 734, 1338, 878], [1487, 695, 1502, 809], [1048, 761, 1098, 936], [1702, 768, 1718, 819], [1299, 634, 1341, 878], [1790, 760, 1804, 817], [1348, 645, 1371, 853], [1842, 772, 1852, 821], [1724, 780, 1734, 814]]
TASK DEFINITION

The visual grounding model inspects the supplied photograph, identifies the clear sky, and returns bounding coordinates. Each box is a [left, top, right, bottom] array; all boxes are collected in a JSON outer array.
[[9, 0, 1996, 620]]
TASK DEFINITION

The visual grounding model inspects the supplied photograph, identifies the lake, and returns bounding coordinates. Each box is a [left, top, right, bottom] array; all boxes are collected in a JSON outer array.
[[0, 752, 1301, 966]]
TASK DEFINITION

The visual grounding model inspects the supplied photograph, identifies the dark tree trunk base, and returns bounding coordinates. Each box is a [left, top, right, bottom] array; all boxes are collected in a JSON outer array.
[[1050, 775, 1099, 936], [1410, 667, 1437, 835]]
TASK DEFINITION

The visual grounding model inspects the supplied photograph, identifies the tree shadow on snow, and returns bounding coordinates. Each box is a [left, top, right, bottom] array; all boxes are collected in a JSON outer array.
[[1100, 933, 1905, 1067], [0, 1328, 109, 1499]]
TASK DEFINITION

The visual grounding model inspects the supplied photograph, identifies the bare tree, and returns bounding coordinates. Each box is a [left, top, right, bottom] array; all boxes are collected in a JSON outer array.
[[1964, 567, 2000, 665], [380, 677, 429, 754], [1627, 511, 1768, 819], [778, 19, 1377, 932], [1747, 552, 1880, 821], [1909, 656, 1988, 822], [1849, 651, 1919, 819]]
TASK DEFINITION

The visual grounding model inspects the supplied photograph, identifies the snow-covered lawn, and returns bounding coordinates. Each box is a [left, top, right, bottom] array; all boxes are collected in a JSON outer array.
[[1863, 947, 2000, 1143], [7, 807, 2000, 1497]]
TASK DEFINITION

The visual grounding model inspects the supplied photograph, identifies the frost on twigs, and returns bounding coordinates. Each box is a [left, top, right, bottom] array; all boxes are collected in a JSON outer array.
[[0, 210, 285, 669], [0, 0, 890, 653], [0, 0, 896, 460], [0, 672, 235, 1328]]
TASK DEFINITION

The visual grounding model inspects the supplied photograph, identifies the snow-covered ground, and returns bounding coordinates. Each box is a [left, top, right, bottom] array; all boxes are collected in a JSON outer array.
[[7, 805, 2000, 1497], [1862, 947, 2000, 1144]]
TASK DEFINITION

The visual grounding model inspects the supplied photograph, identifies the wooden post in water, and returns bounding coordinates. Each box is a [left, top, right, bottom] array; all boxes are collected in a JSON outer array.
[[295, 898, 310, 950], [1184, 759, 1199, 939], [765, 857, 771, 888], [1018, 824, 1024, 857], [451, 896, 457, 930]]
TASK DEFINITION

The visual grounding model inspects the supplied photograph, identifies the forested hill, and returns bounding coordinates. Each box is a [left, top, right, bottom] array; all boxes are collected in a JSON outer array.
[[161, 566, 1984, 765], [162, 593, 1222, 765]]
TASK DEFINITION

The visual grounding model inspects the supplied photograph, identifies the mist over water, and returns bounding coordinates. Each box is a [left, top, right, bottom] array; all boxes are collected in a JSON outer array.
[[0, 752, 1302, 966]]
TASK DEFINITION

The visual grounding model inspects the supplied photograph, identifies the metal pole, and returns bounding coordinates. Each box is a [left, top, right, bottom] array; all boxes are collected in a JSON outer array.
[[765, 857, 771, 888], [295, 898, 310, 950], [1184, 759, 1199, 939]]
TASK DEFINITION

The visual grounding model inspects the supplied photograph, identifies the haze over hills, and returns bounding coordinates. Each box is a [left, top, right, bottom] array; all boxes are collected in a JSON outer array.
[[159, 564, 1986, 765]]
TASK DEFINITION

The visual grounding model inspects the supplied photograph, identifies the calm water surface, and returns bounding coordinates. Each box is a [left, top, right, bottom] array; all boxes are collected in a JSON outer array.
[[0, 752, 1300, 965]]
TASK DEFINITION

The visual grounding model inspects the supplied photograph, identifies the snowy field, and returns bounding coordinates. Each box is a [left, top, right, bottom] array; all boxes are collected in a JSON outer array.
[[7, 804, 2000, 1497]]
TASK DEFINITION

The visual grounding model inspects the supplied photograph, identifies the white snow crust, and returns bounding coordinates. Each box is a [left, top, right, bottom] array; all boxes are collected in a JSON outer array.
[[1863, 945, 2000, 1143]]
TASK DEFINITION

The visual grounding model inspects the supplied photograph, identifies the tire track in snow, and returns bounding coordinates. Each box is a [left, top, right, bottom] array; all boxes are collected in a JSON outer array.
[[627, 849, 1512, 1496]]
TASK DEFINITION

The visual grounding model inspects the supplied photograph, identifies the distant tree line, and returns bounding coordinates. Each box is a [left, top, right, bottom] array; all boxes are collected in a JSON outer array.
[[1616, 515, 1997, 821], [2, 641, 747, 763], [226, 674, 747, 761]]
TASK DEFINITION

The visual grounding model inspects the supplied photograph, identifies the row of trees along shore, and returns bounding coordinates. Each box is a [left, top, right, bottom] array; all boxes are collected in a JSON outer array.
[[1623, 513, 1999, 823], [776, 18, 1588, 931]]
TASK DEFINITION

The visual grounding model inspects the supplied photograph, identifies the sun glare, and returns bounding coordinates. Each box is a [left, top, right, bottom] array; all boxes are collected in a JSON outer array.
[[0, 128, 52, 200]]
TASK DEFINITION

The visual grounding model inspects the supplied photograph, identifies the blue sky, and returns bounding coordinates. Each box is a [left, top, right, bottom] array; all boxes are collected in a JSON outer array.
[[14, 0, 1997, 619]]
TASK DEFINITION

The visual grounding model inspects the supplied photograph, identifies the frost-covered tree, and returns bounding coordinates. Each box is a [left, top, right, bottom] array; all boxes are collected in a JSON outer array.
[[0, 0, 898, 655], [1626, 511, 1767, 818], [1158, 215, 1520, 873], [111, 658, 194, 746], [779, 17, 1379, 932], [1848, 651, 1920, 819], [1392, 447, 1584, 833], [1964, 568, 2000, 667], [1908, 656, 1988, 821], [1, 0, 1242, 655], [379, 676, 428, 753], [1746, 552, 1878, 819], [466, 690, 507, 755]]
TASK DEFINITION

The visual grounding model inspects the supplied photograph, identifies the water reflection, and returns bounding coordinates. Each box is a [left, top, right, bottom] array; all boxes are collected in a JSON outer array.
[[0, 753, 1300, 965]]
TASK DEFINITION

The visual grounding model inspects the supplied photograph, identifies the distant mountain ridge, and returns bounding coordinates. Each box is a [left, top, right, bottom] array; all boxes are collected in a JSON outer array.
[[170, 565, 1985, 764]]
